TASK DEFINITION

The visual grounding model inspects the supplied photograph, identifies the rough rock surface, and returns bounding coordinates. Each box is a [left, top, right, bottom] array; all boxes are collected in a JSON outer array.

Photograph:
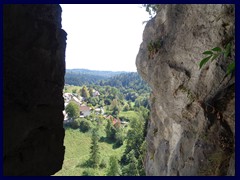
[[3, 5, 66, 175], [136, 4, 235, 176]]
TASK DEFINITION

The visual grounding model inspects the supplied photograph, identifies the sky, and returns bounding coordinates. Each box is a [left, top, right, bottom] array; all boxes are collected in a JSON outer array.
[[60, 4, 150, 72]]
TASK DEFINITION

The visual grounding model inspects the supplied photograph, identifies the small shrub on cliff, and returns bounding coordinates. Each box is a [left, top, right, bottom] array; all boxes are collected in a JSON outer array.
[[142, 4, 160, 18]]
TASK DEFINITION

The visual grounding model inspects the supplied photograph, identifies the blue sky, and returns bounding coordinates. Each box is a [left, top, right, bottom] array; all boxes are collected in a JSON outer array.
[[60, 4, 150, 72]]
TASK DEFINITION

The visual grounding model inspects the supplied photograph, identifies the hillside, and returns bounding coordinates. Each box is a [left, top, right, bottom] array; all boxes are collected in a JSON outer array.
[[54, 128, 126, 176], [67, 69, 128, 77], [65, 69, 151, 95], [101, 72, 150, 92], [65, 69, 129, 86]]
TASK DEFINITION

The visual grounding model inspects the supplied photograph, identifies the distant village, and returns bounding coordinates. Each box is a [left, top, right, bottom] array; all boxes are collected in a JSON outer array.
[[62, 88, 128, 126]]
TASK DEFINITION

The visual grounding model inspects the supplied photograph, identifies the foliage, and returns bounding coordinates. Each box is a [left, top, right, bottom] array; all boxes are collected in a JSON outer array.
[[79, 119, 91, 133], [110, 99, 122, 116], [147, 39, 162, 59], [99, 159, 107, 169], [81, 86, 90, 98], [65, 69, 124, 86], [114, 128, 125, 148], [62, 70, 151, 176], [124, 118, 144, 157], [102, 72, 150, 95], [89, 128, 100, 168], [69, 119, 81, 129], [107, 156, 122, 176], [72, 88, 77, 94], [135, 96, 149, 108], [82, 169, 96, 176], [138, 140, 147, 176], [119, 111, 142, 122], [122, 150, 139, 176], [105, 118, 117, 141], [65, 101, 80, 119], [123, 104, 130, 111], [54, 128, 125, 176], [199, 42, 235, 75], [120, 110, 148, 175], [142, 4, 160, 18]]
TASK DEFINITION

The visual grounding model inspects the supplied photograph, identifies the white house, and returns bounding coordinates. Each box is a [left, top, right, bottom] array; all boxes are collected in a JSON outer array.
[[63, 93, 73, 103], [93, 90, 100, 97], [63, 110, 73, 124], [72, 96, 81, 105], [94, 107, 104, 115]]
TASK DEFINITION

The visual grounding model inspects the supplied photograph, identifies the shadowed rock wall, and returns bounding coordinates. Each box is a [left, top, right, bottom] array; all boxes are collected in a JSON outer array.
[[4, 4, 66, 175], [136, 4, 235, 176]]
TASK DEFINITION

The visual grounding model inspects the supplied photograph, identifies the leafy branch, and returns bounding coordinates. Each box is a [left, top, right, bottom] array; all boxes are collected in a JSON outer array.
[[142, 4, 160, 18], [199, 42, 235, 75]]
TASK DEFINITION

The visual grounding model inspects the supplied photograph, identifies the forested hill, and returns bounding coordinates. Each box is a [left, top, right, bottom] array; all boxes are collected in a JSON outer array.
[[65, 69, 150, 93], [65, 69, 128, 86], [100, 72, 150, 92]]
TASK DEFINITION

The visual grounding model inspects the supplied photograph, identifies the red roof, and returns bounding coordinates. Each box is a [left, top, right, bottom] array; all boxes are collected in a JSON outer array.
[[80, 106, 90, 112], [106, 115, 121, 125], [112, 118, 121, 125]]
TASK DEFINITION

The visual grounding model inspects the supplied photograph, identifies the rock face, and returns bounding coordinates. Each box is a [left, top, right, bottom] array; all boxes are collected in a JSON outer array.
[[3, 5, 66, 175], [136, 5, 235, 176]]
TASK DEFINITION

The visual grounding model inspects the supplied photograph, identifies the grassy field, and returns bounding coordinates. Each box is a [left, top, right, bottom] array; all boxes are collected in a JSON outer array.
[[119, 111, 141, 122], [54, 127, 125, 176], [64, 85, 82, 93]]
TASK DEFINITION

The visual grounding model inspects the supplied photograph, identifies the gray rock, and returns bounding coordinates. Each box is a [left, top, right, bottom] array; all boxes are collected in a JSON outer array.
[[136, 4, 235, 176]]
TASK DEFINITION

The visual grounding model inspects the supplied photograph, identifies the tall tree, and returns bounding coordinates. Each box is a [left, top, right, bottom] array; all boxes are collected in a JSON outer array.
[[107, 156, 122, 176], [65, 101, 79, 119], [122, 150, 139, 176], [81, 86, 90, 98], [105, 118, 116, 141], [88, 87, 94, 97], [89, 128, 100, 168], [120, 117, 146, 175]]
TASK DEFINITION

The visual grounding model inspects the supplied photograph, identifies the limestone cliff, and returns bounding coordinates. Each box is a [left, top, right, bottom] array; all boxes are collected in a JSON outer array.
[[136, 4, 235, 176], [4, 5, 66, 175]]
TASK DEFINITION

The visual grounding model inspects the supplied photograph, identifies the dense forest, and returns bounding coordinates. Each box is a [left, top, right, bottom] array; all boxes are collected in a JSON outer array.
[[65, 69, 127, 86], [65, 69, 150, 92]]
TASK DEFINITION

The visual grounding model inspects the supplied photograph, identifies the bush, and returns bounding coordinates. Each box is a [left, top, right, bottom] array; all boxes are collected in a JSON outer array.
[[69, 118, 81, 129], [79, 120, 91, 133], [99, 159, 107, 169], [65, 101, 80, 119], [69, 120, 79, 129], [82, 169, 95, 176]]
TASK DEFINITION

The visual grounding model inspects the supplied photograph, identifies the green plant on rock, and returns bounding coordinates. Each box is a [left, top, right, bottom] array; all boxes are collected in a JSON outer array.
[[142, 4, 160, 18], [147, 39, 162, 59], [199, 42, 235, 75]]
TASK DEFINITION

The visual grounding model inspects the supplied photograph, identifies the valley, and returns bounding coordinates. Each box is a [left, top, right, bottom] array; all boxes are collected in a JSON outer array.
[[55, 69, 150, 176]]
